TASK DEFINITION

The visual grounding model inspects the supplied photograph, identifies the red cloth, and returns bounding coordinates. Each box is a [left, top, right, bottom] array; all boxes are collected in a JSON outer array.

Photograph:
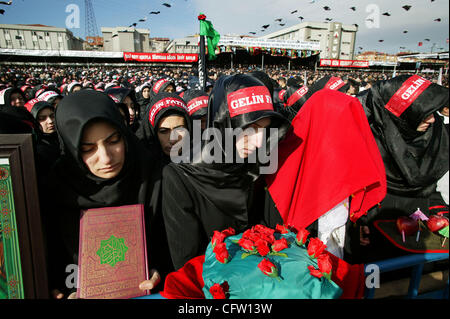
[[160, 255, 205, 299], [161, 252, 365, 299], [266, 89, 387, 228], [325, 251, 366, 299]]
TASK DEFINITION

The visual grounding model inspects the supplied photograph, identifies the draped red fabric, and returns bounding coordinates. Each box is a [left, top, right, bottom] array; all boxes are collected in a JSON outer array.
[[325, 251, 366, 299], [266, 89, 387, 228], [160, 255, 206, 299], [161, 251, 365, 299]]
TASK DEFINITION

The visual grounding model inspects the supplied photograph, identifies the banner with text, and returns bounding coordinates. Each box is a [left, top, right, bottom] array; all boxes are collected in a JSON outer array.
[[218, 36, 321, 51], [320, 59, 369, 68], [123, 52, 199, 63]]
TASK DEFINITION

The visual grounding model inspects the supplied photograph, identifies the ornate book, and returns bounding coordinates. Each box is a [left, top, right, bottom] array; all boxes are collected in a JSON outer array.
[[77, 204, 149, 299]]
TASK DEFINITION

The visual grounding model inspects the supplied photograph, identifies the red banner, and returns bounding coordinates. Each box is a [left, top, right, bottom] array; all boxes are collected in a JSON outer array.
[[320, 59, 369, 68], [123, 52, 198, 63]]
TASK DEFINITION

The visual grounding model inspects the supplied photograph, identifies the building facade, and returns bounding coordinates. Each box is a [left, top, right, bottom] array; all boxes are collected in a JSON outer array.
[[260, 21, 358, 60], [149, 37, 170, 53], [0, 24, 84, 50], [101, 27, 150, 52], [165, 36, 199, 54]]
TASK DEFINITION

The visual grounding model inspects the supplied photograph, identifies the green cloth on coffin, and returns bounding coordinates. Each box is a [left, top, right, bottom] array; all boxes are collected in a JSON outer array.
[[202, 231, 342, 299]]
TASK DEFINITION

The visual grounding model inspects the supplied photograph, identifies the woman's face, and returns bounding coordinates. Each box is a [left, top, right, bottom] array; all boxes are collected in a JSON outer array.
[[80, 121, 126, 179], [157, 115, 187, 156], [164, 85, 175, 93], [416, 114, 435, 132], [142, 87, 150, 99], [235, 117, 271, 159], [10, 92, 25, 107], [123, 96, 136, 124], [72, 85, 82, 93], [37, 107, 56, 134]]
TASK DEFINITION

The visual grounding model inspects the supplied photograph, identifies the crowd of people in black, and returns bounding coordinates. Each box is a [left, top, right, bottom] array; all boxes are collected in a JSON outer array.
[[0, 63, 448, 299]]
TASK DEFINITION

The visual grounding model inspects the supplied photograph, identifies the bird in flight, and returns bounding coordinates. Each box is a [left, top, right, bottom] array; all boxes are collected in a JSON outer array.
[[291, 10, 298, 14], [382, 12, 391, 16], [150, 11, 160, 14], [402, 5, 412, 11], [350, 7, 356, 11], [0, 1, 13, 5], [162, 3, 171, 8]]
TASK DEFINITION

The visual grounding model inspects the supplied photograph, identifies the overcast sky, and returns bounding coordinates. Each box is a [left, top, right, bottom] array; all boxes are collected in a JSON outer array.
[[0, 0, 448, 54]]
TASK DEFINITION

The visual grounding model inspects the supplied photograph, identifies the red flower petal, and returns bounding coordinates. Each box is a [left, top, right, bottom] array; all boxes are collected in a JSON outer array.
[[308, 265, 323, 279], [275, 224, 289, 234], [272, 237, 289, 252]]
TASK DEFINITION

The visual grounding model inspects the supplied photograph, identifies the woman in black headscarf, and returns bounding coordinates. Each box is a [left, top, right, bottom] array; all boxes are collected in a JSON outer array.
[[149, 78, 176, 103], [104, 87, 140, 132], [0, 87, 40, 134], [41, 90, 170, 297], [161, 74, 291, 270], [136, 92, 191, 166], [349, 74, 449, 263], [182, 89, 209, 131], [281, 75, 350, 121], [136, 83, 152, 116], [24, 99, 61, 174]]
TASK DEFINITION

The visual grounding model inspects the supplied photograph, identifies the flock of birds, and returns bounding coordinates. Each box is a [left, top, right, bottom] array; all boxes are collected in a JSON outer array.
[[244, 1, 444, 53], [0, 0, 446, 52]]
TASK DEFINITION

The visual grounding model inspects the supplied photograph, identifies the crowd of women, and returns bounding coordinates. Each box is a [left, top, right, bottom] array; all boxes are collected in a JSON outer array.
[[0, 64, 448, 298]]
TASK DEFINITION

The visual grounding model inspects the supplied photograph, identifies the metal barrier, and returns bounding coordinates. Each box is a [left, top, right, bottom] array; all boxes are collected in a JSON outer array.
[[365, 253, 449, 299]]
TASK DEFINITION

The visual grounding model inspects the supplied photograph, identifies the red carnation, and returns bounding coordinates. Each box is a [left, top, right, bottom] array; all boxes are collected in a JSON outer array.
[[295, 228, 310, 246], [243, 230, 261, 243], [253, 224, 275, 236], [257, 258, 280, 280], [258, 232, 275, 245], [211, 231, 226, 249], [307, 238, 327, 259], [221, 227, 235, 237], [256, 240, 270, 256], [213, 242, 230, 264], [198, 14, 206, 20], [209, 281, 229, 299], [275, 224, 289, 234], [317, 254, 333, 280], [308, 265, 323, 279], [272, 237, 289, 252], [238, 237, 256, 251]]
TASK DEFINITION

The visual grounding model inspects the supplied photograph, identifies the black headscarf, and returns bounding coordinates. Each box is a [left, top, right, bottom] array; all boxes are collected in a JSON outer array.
[[150, 78, 175, 102], [182, 89, 209, 120], [104, 87, 140, 131], [0, 87, 40, 133], [136, 83, 152, 115], [137, 92, 191, 161], [50, 89, 160, 209], [356, 74, 449, 197]]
